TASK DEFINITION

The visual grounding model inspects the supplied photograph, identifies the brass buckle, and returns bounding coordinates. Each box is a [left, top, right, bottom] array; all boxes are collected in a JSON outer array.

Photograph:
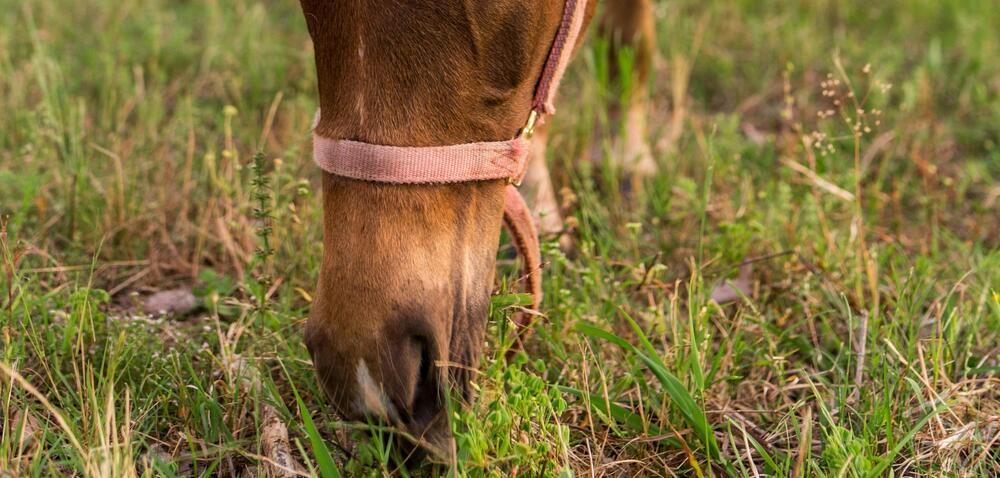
[[508, 109, 540, 186], [521, 110, 539, 139]]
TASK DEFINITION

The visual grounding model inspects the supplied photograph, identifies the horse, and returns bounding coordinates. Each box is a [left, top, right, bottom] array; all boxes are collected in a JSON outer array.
[[298, 0, 656, 454]]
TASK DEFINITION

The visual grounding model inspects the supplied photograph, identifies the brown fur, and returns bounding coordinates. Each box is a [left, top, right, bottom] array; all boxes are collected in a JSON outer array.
[[298, 0, 651, 452]]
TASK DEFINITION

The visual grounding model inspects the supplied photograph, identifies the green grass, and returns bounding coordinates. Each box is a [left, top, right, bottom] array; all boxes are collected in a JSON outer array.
[[2, 0, 998, 476]]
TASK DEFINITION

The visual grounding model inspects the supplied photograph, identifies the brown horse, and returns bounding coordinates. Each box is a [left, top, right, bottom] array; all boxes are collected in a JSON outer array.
[[298, 0, 655, 453]]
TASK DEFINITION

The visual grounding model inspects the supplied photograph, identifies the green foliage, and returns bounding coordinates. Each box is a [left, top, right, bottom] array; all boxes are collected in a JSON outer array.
[[1, 0, 998, 476], [451, 357, 573, 476]]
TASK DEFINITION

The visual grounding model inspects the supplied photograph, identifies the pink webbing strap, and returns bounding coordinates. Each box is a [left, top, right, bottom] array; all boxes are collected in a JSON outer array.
[[502, 185, 542, 345], [533, 0, 586, 115], [313, 137, 531, 184]]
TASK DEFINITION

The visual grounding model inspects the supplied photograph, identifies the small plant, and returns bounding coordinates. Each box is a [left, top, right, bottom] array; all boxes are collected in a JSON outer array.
[[248, 150, 275, 311]]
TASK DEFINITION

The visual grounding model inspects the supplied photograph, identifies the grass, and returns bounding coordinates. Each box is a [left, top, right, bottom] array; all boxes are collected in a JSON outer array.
[[1, 0, 998, 476]]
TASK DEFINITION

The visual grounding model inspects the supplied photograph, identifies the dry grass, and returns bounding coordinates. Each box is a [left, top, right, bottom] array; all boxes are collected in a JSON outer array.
[[1, 0, 999, 476]]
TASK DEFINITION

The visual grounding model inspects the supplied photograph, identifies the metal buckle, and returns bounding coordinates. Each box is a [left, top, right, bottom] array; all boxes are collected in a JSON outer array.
[[508, 165, 526, 186], [508, 109, 540, 186], [521, 110, 539, 139]]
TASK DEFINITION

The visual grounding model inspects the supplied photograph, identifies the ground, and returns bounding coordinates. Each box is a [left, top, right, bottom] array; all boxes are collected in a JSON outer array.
[[1, 0, 999, 476]]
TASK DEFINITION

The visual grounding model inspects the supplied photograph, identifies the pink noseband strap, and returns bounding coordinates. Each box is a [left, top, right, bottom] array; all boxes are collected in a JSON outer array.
[[312, 0, 588, 347], [313, 137, 532, 185]]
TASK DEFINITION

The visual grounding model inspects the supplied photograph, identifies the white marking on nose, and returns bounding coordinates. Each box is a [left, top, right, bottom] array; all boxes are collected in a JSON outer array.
[[355, 360, 398, 421]]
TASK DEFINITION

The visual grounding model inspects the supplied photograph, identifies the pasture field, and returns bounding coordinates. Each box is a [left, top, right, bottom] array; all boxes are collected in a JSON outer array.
[[1, 0, 999, 476]]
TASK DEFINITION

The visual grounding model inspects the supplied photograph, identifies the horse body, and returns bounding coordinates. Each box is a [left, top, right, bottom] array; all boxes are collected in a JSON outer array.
[[298, 0, 654, 452]]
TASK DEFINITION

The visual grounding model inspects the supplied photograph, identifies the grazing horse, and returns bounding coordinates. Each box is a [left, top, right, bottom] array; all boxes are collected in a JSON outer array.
[[298, 0, 655, 453]]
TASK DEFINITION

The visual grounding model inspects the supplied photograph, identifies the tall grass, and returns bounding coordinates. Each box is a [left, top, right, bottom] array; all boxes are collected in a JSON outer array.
[[1, 0, 998, 476]]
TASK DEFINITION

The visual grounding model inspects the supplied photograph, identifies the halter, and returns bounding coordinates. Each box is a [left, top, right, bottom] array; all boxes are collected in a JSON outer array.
[[313, 0, 587, 345]]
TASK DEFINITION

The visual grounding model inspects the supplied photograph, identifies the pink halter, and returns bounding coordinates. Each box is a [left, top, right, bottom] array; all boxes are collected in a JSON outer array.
[[313, 0, 587, 345]]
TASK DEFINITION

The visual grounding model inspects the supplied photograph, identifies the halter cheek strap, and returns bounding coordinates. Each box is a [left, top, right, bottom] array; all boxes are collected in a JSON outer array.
[[312, 0, 587, 345], [534, 0, 587, 115]]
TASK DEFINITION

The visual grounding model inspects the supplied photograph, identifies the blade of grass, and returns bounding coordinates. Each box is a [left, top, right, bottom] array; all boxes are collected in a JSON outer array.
[[286, 375, 341, 478]]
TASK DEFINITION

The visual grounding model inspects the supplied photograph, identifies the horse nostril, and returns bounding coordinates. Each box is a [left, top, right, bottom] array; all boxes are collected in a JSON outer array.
[[406, 335, 443, 429]]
